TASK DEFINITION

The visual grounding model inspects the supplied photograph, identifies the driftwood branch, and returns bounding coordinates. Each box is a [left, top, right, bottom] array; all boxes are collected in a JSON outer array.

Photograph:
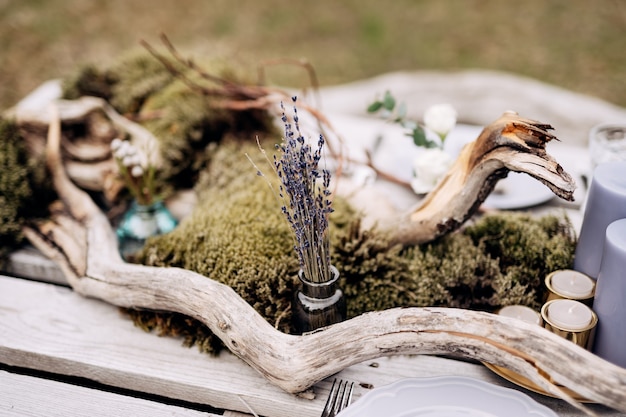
[[391, 111, 576, 244], [20, 106, 626, 416]]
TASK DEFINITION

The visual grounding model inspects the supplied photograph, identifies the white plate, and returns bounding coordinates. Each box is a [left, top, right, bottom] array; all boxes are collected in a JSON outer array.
[[338, 376, 557, 417], [482, 172, 555, 210]]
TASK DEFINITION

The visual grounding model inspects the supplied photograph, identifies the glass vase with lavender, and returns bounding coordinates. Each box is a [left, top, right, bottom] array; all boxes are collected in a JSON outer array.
[[256, 97, 346, 334]]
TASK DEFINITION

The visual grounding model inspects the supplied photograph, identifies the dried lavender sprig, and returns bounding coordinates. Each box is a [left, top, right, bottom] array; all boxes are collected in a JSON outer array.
[[271, 97, 334, 283]]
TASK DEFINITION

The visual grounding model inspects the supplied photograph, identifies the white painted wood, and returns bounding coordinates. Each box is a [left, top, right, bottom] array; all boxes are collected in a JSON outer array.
[[0, 275, 318, 417], [317, 70, 626, 147], [6, 245, 66, 285], [0, 370, 219, 417], [0, 275, 621, 417]]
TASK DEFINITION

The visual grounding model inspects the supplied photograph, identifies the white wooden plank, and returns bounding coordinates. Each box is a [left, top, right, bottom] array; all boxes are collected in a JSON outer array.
[[0, 275, 319, 417], [5, 245, 66, 285], [0, 370, 219, 417], [0, 275, 619, 416]]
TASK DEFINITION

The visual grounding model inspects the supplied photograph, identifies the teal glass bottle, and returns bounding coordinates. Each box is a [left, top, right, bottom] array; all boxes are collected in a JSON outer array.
[[116, 200, 178, 261]]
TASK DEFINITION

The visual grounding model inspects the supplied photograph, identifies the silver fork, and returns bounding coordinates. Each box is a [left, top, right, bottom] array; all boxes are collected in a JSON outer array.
[[320, 378, 354, 417]]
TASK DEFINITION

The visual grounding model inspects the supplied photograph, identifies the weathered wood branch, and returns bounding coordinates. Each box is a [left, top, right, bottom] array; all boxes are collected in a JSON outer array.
[[20, 106, 626, 416], [391, 111, 576, 244]]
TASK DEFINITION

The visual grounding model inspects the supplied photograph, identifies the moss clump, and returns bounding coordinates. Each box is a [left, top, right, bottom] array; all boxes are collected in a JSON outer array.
[[62, 51, 277, 190], [134, 138, 299, 351], [464, 213, 576, 307], [0, 118, 55, 265], [129, 135, 576, 354], [334, 211, 574, 316]]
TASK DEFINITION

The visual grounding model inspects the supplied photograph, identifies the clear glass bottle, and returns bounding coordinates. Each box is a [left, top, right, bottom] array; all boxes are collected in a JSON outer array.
[[292, 265, 346, 334]]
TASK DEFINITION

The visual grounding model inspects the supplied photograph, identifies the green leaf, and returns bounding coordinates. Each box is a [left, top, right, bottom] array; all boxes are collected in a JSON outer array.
[[367, 100, 384, 113], [410, 126, 427, 147], [396, 102, 407, 119], [409, 126, 438, 148], [401, 120, 417, 130], [382, 90, 396, 111]]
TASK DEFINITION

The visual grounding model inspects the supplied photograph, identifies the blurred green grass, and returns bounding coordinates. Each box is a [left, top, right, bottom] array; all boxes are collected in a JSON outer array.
[[1, 0, 625, 110]]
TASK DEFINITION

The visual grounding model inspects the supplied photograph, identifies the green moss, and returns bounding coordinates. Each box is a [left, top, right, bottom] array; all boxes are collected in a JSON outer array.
[[136, 138, 299, 349], [129, 137, 576, 354], [62, 63, 117, 102], [0, 118, 55, 265], [63, 50, 277, 191], [464, 213, 576, 308]]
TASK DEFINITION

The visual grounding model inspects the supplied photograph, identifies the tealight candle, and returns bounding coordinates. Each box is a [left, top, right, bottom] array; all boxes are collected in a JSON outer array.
[[545, 270, 595, 305], [546, 299, 592, 331], [498, 305, 542, 326], [541, 299, 597, 349], [551, 271, 594, 298]]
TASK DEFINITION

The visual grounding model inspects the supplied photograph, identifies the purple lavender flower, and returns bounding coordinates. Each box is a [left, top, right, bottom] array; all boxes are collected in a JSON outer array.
[[272, 97, 334, 283]]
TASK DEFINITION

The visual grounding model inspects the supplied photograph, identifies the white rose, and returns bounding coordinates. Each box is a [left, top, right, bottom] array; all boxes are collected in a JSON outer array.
[[410, 148, 454, 194], [423, 103, 457, 139]]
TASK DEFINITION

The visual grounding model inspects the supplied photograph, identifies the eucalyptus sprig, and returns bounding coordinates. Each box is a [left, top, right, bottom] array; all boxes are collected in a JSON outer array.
[[367, 91, 457, 148], [367, 90, 436, 149]]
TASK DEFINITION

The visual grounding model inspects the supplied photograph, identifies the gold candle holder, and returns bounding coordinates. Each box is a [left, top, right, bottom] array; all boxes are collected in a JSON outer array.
[[545, 270, 595, 307], [541, 299, 597, 350]]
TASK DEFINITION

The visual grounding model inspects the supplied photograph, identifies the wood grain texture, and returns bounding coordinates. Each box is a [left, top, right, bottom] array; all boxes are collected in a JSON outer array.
[[392, 111, 575, 244], [0, 371, 219, 417], [2, 275, 619, 417]]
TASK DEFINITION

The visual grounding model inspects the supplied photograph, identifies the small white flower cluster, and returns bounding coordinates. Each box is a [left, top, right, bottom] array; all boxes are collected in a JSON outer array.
[[411, 104, 458, 194], [110, 138, 156, 205], [111, 138, 148, 178], [423, 103, 458, 141]]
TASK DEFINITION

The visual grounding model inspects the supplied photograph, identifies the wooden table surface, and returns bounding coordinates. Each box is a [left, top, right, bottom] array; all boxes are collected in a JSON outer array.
[[0, 237, 622, 416]]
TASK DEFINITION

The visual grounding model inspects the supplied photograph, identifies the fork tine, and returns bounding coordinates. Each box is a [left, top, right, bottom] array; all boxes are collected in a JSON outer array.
[[331, 380, 347, 416], [321, 378, 338, 417], [321, 379, 355, 417], [340, 381, 354, 410]]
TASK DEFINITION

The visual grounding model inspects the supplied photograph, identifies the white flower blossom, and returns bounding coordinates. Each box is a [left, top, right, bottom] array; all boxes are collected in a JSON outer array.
[[410, 148, 454, 194], [114, 140, 132, 159], [423, 103, 457, 140], [130, 165, 144, 178], [110, 138, 157, 205], [110, 138, 122, 151], [122, 155, 135, 167]]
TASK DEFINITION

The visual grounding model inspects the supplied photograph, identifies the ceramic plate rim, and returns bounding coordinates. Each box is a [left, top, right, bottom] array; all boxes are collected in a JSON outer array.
[[338, 375, 557, 417]]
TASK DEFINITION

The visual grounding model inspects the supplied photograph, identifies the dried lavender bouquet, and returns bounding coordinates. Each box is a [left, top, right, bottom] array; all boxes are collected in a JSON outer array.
[[258, 97, 335, 284]]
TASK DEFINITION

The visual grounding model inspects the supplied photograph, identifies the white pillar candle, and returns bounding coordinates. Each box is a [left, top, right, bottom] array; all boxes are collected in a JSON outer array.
[[546, 299, 593, 331], [498, 305, 541, 326], [550, 270, 595, 299]]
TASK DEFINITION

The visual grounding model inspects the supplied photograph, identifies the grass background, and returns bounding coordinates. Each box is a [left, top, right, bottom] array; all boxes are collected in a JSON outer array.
[[1, 0, 625, 111]]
